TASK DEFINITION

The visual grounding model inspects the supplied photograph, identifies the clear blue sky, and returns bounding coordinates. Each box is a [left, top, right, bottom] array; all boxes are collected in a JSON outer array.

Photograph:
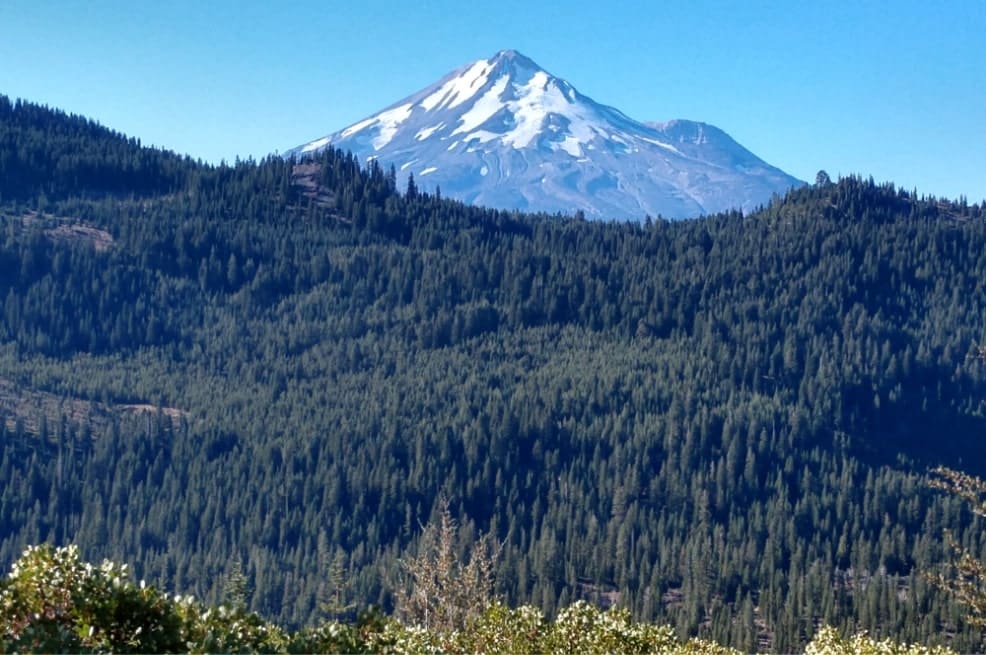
[[1, 0, 983, 201]]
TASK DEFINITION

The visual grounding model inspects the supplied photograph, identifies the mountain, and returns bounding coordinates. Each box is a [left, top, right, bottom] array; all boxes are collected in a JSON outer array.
[[287, 49, 803, 219]]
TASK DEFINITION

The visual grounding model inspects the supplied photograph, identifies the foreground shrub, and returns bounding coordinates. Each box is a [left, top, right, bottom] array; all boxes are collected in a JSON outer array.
[[805, 625, 956, 655], [0, 544, 186, 652], [0, 544, 965, 654], [0, 544, 285, 653]]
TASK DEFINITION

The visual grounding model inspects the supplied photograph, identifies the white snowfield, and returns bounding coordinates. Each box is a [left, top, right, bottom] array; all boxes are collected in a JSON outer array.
[[286, 49, 803, 220]]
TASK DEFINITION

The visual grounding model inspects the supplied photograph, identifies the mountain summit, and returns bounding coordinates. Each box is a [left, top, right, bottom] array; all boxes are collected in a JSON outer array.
[[288, 50, 802, 219]]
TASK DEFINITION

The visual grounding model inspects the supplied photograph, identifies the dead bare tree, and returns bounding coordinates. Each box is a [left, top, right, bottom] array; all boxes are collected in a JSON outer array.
[[394, 501, 501, 633], [929, 466, 986, 628]]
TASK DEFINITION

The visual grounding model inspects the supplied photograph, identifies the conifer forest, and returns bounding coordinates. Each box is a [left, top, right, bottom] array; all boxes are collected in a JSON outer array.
[[1, 96, 986, 651]]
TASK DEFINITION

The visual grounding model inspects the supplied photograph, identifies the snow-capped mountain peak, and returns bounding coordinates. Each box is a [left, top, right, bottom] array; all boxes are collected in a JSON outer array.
[[288, 50, 802, 219]]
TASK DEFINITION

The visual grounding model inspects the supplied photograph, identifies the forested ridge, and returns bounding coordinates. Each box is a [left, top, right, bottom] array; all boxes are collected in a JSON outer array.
[[1, 95, 985, 651]]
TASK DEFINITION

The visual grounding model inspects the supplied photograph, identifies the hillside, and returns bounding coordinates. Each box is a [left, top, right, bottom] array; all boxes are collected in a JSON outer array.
[[0, 96, 985, 652]]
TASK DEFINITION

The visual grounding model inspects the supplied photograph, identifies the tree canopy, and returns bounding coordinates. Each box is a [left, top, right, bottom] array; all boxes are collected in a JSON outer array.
[[1, 95, 985, 651]]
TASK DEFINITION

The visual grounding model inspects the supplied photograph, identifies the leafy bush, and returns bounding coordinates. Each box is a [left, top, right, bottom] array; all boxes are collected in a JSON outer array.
[[0, 544, 285, 653], [0, 544, 185, 652], [0, 544, 963, 654], [805, 625, 955, 655]]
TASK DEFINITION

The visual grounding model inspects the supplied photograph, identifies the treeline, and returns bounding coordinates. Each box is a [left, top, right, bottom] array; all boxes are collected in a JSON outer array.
[[0, 96, 985, 651], [0, 95, 196, 203]]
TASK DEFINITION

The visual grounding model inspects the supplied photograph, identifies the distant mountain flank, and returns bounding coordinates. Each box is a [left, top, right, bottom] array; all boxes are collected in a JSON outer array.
[[288, 49, 803, 219]]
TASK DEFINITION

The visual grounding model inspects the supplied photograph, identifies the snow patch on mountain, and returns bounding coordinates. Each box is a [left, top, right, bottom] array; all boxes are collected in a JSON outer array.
[[453, 75, 509, 135], [421, 59, 496, 111], [300, 137, 328, 154], [287, 49, 803, 219], [415, 124, 444, 141]]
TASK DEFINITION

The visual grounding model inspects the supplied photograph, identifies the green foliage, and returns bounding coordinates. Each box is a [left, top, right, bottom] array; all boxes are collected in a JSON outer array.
[[447, 603, 549, 654], [545, 601, 685, 654], [0, 95, 192, 202], [1, 95, 986, 650], [288, 609, 393, 654], [0, 543, 186, 653], [0, 544, 288, 653], [804, 625, 955, 655], [0, 544, 964, 654], [179, 604, 287, 654], [223, 559, 251, 613]]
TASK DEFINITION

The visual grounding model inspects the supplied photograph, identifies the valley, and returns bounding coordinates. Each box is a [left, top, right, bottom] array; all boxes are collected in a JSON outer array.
[[0, 94, 985, 651]]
